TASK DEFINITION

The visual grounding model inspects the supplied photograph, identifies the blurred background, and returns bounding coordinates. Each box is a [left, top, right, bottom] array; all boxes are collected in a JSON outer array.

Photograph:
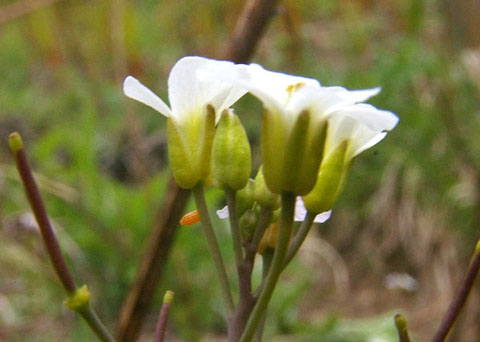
[[1, 0, 480, 341]]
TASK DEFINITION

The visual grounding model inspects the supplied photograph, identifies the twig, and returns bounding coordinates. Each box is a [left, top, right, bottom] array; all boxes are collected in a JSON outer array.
[[153, 291, 174, 342], [116, 178, 189, 342], [9, 132, 116, 342], [431, 240, 480, 342], [0, 0, 63, 27], [224, 0, 281, 63]]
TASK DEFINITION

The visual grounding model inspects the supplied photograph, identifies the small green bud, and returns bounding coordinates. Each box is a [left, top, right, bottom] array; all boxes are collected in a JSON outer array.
[[303, 140, 349, 214], [212, 110, 251, 190], [239, 209, 259, 243], [254, 166, 280, 209], [237, 179, 255, 217], [167, 105, 216, 189], [65, 285, 90, 312], [163, 290, 175, 304], [9, 132, 23, 154], [394, 314, 410, 342], [475, 239, 480, 255]]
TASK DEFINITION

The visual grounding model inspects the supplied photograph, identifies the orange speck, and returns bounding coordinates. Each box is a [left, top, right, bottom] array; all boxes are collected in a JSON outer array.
[[180, 210, 201, 226]]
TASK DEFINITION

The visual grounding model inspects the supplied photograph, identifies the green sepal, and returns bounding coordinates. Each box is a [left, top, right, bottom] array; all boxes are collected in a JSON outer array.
[[254, 166, 280, 209], [64, 285, 90, 312], [261, 109, 287, 194], [283, 114, 328, 195], [167, 106, 216, 189], [303, 140, 349, 213], [282, 110, 310, 193], [212, 110, 251, 190]]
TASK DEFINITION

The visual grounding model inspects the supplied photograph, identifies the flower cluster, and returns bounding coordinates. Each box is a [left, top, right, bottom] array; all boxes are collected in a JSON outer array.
[[124, 55, 398, 342], [124, 56, 398, 214]]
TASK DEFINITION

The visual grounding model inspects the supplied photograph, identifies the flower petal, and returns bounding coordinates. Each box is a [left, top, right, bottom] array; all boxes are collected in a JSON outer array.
[[328, 86, 381, 103], [237, 63, 321, 114], [314, 210, 332, 223], [123, 76, 172, 117], [294, 197, 332, 223], [168, 56, 246, 122], [216, 205, 230, 219], [334, 103, 399, 132]]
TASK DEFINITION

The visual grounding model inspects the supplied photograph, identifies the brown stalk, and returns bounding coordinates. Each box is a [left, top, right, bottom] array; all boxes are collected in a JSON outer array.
[[431, 244, 480, 342], [9, 132, 76, 294], [116, 1, 281, 341]]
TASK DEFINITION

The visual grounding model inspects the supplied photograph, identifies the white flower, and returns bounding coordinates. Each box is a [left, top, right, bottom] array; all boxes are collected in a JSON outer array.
[[124, 56, 246, 124], [324, 103, 399, 161], [235, 63, 388, 195], [216, 197, 331, 224], [123, 56, 248, 188]]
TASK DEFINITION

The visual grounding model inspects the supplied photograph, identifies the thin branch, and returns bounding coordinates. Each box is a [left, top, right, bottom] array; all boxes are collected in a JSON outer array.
[[9, 132, 116, 342], [224, 0, 281, 63], [153, 291, 174, 342], [431, 240, 480, 342]]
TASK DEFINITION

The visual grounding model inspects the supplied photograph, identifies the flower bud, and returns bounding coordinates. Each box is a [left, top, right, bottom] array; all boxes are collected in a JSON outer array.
[[212, 110, 251, 190], [258, 223, 279, 254], [254, 166, 280, 209], [302, 140, 350, 214], [64, 285, 90, 312], [239, 209, 258, 243], [167, 105, 216, 189], [237, 179, 255, 217]]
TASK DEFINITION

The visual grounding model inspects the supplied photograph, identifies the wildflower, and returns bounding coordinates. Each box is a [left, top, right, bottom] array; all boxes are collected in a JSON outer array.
[[303, 106, 398, 213], [123, 56, 247, 189], [236, 64, 383, 195]]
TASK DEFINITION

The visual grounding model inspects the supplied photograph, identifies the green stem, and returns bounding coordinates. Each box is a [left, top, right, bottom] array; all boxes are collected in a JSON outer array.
[[192, 185, 235, 315], [253, 249, 274, 342], [79, 305, 116, 342], [240, 192, 296, 342], [226, 188, 245, 274], [283, 211, 316, 268]]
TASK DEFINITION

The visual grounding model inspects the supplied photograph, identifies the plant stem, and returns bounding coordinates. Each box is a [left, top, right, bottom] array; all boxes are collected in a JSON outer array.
[[431, 241, 480, 342], [253, 249, 273, 342], [79, 305, 116, 342], [192, 184, 235, 315], [153, 291, 174, 342], [10, 132, 76, 293], [283, 211, 315, 268], [240, 192, 296, 342], [9, 132, 116, 342], [226, 188, 245, 274]]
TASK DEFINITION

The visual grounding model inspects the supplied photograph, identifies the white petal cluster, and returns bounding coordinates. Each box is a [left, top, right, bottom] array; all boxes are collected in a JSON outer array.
[[124, 56, 246, 125], [236, 63, 398, 161]]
